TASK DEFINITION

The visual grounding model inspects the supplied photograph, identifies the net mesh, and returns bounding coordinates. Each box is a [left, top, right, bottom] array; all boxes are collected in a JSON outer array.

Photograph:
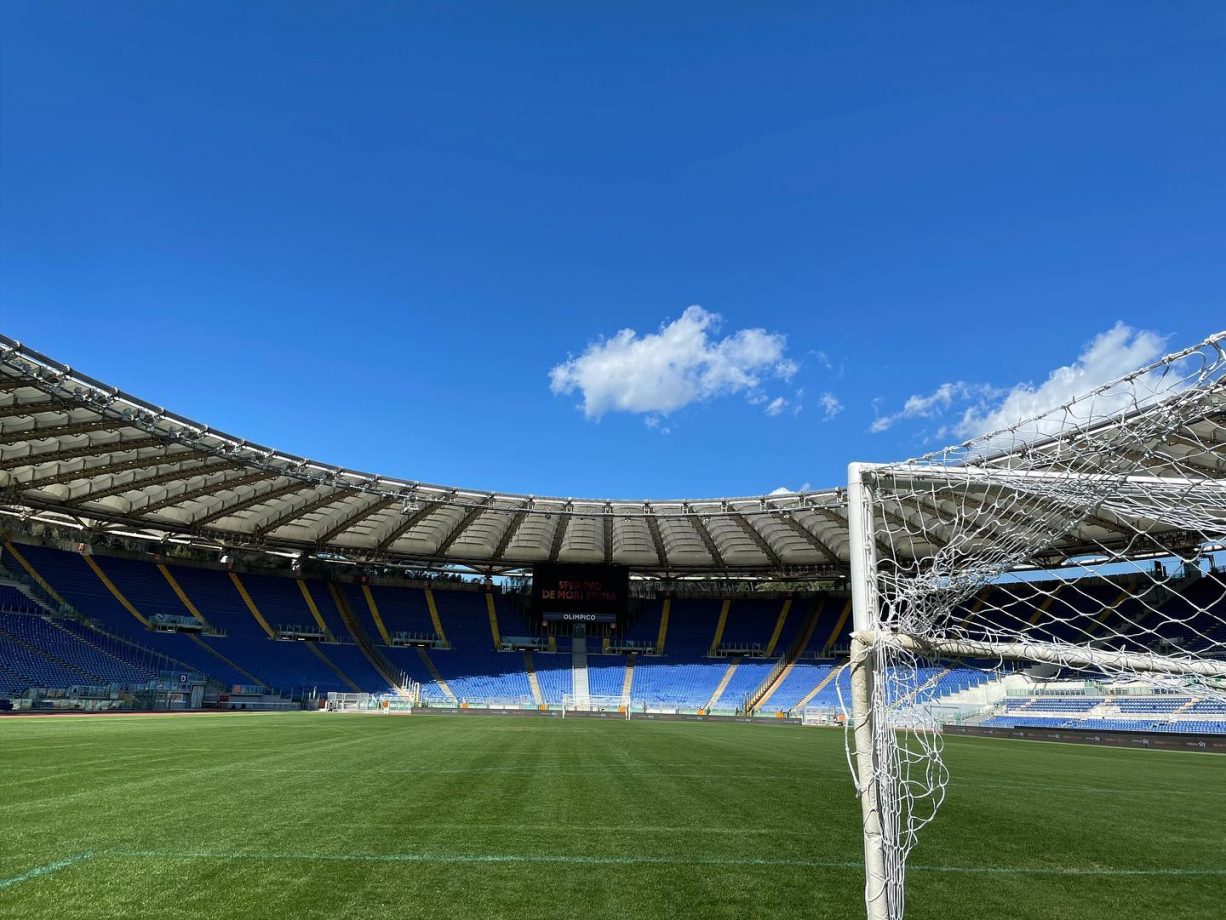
[[562, 694, 627, 714], [843, 332, 1226, 919]]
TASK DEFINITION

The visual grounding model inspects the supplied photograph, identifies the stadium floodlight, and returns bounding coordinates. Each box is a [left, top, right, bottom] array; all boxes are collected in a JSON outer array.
[[843, 332, 1226, 920]]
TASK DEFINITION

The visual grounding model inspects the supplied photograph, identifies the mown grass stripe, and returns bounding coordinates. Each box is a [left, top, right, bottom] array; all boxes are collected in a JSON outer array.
[[0, 851, 94, 891], [103, 849, 1226, 877]]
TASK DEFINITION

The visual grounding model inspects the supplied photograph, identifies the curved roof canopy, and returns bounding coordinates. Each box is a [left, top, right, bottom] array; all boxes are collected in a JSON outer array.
[[1, 334, 1222, 576], [0, 336, 851, 574]]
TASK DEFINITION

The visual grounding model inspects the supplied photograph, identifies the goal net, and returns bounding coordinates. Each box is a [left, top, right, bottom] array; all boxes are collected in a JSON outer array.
[[844, 332, 1226, 919], [562, 694, 631, 718], [325, 692, 374, 712]]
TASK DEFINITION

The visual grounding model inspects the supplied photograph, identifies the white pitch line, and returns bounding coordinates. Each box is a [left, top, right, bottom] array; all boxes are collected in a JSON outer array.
[[102, 849, 1226, 877], [0, 851, 94, 891]]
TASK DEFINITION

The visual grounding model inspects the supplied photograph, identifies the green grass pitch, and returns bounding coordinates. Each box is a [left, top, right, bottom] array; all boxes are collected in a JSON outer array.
[[1, 713, 1222, 919]]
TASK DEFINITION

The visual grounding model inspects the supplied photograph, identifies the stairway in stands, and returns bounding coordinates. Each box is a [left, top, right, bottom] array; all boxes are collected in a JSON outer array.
[[327, 582, 412, 699], [620, 654, 635, 708], [571, 635, 590, 705], [523, 651, 545, 706], [704, 657, 741, 710], [416, 647, 457, 702], [747, 605, 820, 711]]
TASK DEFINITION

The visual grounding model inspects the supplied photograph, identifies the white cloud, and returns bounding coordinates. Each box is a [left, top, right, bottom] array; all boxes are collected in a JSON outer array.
[[643, 415, 671, 435], [954, 323, 1171, 440], [549, 306, 797, 419], [870, 382, 979, 433], [818, 392, 843, 420], [770, 482, 812, 495], [765, 396, 787, 416], [869, 324, 1176, 443]]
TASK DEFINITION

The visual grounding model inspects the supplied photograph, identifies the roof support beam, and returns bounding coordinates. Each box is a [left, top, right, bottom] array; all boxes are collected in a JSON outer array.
[[491, 507, 530, 562], [314, 494, 397, 547], [1090, 447, 1214, 482], [0, 436, 163, 469], [688, 514, 725, 568], [1143, 446, 1222, 477], [192, 480, 315, 528], [0, 400, 67, 419], [1177, 416, 1226, 447], [930, 488, 1152, 563], [375, 501, 444, 554], [956, 488, 1135, 541], [435, 496, 496, 555], [1162, 430, 1226, 459], [907, 492, 995, 546], [0, 418, 129, 444], [548, 507, 572, 562], [66, 459, 238, 506], [19, 448, 190, 489], [774, 512, 843, 566], [137, 469, 276, 516], [603, 513, 614, 565], [877, 502, 950, 549], [254, 488, 356, 538], [731, 514, 782, 568], [644, 510, 668, 569], [815, 505, 890, 559]]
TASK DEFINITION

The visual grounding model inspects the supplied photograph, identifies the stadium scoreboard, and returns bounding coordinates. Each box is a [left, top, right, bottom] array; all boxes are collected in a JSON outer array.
[[531, 563, 629, 622]]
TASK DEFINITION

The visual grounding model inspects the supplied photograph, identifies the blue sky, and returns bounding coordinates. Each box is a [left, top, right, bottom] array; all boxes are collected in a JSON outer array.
[[1, 3, 1223, 499]]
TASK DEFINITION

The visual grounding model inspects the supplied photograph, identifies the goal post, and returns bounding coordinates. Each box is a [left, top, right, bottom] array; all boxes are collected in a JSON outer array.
[[844, 331, 1226, 920], [846, 462, 892, 920], [561, 695, 631, 719], [324, 692, 374, 712]]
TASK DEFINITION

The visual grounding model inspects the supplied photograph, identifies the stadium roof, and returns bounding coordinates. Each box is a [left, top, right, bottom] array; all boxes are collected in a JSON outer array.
[[1, 334, 1222, 576]]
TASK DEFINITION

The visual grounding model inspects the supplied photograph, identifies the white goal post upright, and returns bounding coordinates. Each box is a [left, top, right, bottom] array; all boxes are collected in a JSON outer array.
[[846, 461, 891, 920], [843, 332, 1226, 920]]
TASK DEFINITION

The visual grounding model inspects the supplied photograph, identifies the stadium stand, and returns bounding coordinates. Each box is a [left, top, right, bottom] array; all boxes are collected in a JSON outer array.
[[1, 541, 1222, 734], [978, 688, 1226, 735]]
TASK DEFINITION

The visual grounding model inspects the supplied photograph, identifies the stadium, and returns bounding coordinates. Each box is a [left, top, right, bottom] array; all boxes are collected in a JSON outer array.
[[1, 327, 1224, 920], [4, 7, 1226, 920]]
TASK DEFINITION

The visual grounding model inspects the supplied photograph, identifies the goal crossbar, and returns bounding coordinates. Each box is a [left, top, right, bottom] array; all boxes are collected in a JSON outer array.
[[871, 463, 1226, 496], [852, 629, 1226, 679]]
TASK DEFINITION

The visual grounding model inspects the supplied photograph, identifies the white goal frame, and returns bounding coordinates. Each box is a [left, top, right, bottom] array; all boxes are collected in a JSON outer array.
[[846, 460, 1226, 920], [842, 330, 1226, 920], [561, 694, 631, 719], [324, 692, 374, 712]]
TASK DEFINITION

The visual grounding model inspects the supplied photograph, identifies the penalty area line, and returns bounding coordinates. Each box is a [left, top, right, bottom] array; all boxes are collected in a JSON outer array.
[[0, 851, 95, 892], [102, 849, 1226, 877]]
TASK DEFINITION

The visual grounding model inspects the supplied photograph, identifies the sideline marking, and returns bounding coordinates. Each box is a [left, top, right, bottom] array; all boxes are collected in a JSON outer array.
[[104, 848, 1226, 877], [0, 851, 94, 891]]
